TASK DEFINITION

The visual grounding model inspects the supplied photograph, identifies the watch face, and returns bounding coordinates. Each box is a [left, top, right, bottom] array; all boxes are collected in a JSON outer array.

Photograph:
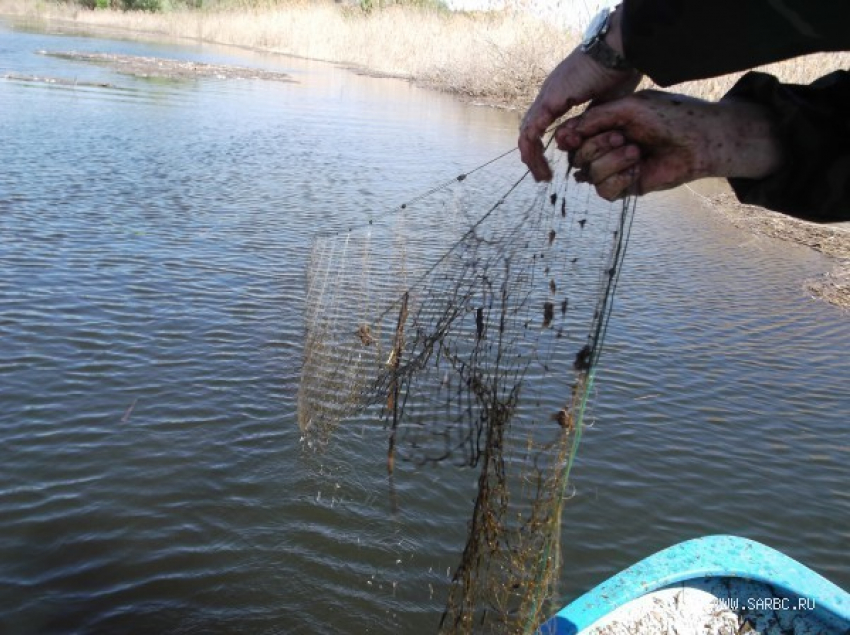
[[582, 9, 609, 47]]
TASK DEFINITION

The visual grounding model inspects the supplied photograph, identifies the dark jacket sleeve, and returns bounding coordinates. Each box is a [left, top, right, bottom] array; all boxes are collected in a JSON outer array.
[[621, 0, 850, 86], [724, 71, 850, 222], [620, 0, 850, 221]]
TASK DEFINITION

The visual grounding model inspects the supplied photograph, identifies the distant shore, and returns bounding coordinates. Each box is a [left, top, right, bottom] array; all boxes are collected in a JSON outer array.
[[0, 0, 576, 108], [3, 1, 847, 308], [5, 0, 849, 109]]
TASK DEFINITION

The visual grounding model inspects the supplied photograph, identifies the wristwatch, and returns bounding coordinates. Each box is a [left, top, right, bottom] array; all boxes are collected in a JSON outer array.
[[581, 7, 632, 71]]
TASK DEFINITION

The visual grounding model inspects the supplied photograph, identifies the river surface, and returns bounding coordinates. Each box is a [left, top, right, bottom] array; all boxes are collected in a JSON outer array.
[[1, 18, 848, 635]]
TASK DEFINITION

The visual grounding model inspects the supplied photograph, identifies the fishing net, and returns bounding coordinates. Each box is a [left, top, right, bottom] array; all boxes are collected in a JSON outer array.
[[297, 143, 636, 633]]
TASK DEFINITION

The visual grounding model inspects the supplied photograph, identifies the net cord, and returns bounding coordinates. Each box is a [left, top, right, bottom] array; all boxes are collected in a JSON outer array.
[[522, 191, 638, 633]]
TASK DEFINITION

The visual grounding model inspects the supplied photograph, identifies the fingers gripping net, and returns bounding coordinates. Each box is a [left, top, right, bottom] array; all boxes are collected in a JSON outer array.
[[298, 147, 635, 633]]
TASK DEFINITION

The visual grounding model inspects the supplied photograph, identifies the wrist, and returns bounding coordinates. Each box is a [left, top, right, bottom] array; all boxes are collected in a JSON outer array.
[[581, 5, 632, 72], [709, 99, 785, 180]]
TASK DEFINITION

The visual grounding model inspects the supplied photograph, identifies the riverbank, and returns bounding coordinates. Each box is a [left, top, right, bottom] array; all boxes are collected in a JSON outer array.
[[5, 0, 850, 108], [691, 183, 850, 310], [0, 0, 574, 107]]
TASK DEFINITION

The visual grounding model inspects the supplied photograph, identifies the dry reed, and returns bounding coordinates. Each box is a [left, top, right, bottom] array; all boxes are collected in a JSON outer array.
[[0, 0, 572, 106], [3, 0, 849, 108]]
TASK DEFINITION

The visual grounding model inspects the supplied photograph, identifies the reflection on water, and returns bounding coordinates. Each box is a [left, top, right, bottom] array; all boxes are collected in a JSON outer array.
[[1, 18, 848, 635]]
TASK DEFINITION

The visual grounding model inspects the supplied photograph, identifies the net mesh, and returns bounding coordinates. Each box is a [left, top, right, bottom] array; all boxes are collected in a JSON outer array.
[[298, 145, 635, 633]]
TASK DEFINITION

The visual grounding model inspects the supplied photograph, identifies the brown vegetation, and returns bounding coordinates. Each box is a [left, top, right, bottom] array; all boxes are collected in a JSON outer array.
[[1, 0, 572, 106], [4, 0, 850, 108]]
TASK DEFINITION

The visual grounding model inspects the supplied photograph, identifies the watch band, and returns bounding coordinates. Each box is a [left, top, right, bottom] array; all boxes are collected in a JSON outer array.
[[583, 38, 633, 72]]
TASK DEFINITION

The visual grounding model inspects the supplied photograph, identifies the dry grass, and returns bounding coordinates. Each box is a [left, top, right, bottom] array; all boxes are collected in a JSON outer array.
[[0, 0, 574, 106], [3, 0, 849, 107], [669, 52, 850, 102]]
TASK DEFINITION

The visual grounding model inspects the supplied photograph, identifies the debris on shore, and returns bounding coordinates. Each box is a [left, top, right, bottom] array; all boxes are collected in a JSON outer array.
[[39, 51, 296, 83], [3, 72, 119, 89], [805, 265, 850, 310]]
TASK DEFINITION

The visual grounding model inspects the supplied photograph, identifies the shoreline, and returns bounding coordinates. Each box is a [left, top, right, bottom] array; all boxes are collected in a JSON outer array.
[[5, 2, 850, 107], [0, 1, 574, 108], [4, 5, 848, 308], [691, 183, 850, 309]]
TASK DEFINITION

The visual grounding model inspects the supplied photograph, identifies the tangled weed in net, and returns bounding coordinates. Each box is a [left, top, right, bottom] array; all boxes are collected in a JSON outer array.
[[298, 145, 635, 633]]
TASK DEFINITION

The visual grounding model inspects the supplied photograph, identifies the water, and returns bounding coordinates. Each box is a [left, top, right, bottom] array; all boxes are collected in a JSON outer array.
[[1, 18, 848, 635]]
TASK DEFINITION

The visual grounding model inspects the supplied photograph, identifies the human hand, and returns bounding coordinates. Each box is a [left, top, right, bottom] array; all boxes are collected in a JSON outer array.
[[556, 91, 785, 200], [518, 6, 641, 182]]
